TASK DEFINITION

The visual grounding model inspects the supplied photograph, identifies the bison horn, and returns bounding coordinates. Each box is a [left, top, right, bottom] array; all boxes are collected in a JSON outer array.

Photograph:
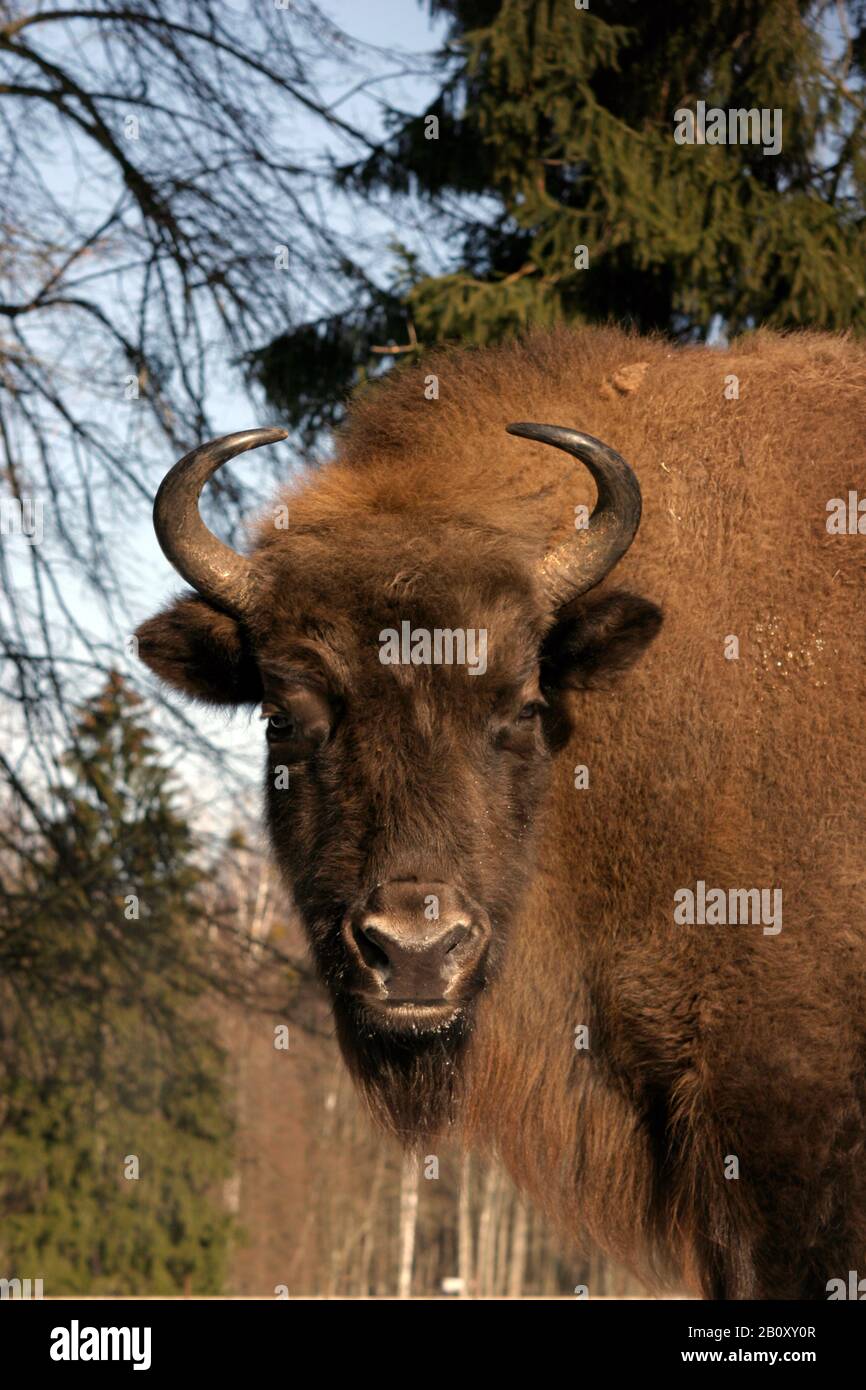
[[153, 427, 288, 615], [506, 423, 642, 608]]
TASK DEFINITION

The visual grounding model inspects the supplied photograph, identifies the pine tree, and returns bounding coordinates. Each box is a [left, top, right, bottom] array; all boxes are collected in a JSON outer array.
[[0, 673, 233, 1294], [250, 0, 866, 435]]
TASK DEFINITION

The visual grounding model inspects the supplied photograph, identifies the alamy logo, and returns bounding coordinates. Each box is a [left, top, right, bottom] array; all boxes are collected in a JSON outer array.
[[379, 621, 488, 676], [674, 101, 782, 156], [826, 492, 866, 534], [674, 881, 782, 936], [50, 1320, 152, 1371], [0, 1276, 43, 1299], [827, 1271, 866, 1299], [0, 496, 43, 545]]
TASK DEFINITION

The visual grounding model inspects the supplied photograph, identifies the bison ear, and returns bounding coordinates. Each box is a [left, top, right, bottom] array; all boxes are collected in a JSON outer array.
[[542, 590, 662, 691], [135, 594, 263, 706]]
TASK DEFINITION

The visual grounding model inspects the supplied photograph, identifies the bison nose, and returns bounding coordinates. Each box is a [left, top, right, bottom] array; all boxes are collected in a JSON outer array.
[[361, 919, 470, 999], [344, 880, 490, 1003]]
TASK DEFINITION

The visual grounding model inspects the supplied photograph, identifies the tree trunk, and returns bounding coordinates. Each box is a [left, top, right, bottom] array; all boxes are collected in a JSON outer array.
[[508, 1199, 529, 1298], [476, 1164, 500, 1297], [397, 1152, 420, 1299], [457, 1152, 473, 1298]]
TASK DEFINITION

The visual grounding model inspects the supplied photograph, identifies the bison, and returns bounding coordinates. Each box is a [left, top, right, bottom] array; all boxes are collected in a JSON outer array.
[[136, 326, 866, 1300]]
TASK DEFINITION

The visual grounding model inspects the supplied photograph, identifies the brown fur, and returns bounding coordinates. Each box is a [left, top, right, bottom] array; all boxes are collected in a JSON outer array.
[[137, 327, 866, 1299]]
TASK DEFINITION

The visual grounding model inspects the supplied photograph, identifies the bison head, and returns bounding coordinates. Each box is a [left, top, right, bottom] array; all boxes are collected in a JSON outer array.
[[136, 423, 660, 1133]]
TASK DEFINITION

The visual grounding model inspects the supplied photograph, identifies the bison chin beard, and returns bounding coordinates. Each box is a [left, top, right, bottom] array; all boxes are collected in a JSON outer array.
[[333, 993, 472, 1143]]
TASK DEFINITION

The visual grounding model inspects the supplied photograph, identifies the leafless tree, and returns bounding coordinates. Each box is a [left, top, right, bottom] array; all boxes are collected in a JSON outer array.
[[0, 0, 400, 782]]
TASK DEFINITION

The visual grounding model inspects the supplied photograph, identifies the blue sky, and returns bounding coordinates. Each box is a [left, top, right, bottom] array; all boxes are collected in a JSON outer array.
[[3, 1, 451, 832]]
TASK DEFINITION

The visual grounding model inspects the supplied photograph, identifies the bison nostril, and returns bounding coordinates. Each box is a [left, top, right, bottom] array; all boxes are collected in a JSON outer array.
[[354, 924, 391, 975], [444, 925, 470, 954]]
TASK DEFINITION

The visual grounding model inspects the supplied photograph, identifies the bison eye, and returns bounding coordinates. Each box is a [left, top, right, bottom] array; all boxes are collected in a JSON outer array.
[[516, 701, 546, 723], [261, 689, 332, 756], [266, 713, 295, 738]]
